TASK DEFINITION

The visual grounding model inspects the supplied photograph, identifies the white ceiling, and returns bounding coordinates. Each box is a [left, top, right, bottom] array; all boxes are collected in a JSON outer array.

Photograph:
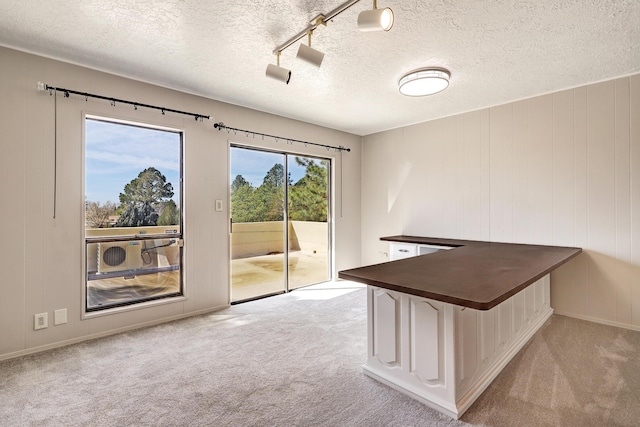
[[1, 0, 639, 136]]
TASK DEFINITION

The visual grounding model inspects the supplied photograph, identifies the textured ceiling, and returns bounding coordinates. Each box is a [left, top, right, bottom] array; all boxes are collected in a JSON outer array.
[[1, 0, 639, 136]]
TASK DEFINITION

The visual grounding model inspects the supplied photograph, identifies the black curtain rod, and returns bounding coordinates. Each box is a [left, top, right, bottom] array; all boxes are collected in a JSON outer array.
[[214, 122, 350, 153], [38, 82, 211, 121], [37, 82, 349, 153]]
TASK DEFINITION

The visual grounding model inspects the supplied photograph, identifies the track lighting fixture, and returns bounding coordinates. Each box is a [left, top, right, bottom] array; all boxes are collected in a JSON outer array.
[[296, 30, 324, 68], [358, 0, 394, 32], [398, 68, 450, 96], [265, 1, 390, 82], [266, 1, 411, 87], [265, 52, 291, 84]]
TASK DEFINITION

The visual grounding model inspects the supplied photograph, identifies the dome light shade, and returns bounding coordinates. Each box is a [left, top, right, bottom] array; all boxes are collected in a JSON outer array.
[[358, 7, 394, 32], [399, 68, 450, 96]]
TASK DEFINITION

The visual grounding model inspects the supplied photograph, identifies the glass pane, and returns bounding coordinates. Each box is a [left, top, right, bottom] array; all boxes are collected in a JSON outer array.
[[230, 147, 286, 301], [287, 155, 330, 289], [85, 117, 183, 311], [86, 238, 181, 310], [85, 119, 181, 235]]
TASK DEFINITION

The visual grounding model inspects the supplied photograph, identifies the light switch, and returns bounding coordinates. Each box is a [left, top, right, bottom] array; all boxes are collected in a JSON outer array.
[[215, 199, 223, 212], [54, 308, 67, 325]]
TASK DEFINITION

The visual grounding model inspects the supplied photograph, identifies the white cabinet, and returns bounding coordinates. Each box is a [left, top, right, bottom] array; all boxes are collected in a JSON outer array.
[[390, 242, 452, 260], [364, 275, 553, 419], [390, 243, 417, 260]]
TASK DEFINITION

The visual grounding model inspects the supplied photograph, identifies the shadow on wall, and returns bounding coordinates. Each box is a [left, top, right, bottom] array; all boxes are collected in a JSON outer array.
[[551, 251, 640, 327]]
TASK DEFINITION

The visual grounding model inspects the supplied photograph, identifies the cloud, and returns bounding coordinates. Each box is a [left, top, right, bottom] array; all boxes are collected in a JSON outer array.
[[86, 149, 180, 172]]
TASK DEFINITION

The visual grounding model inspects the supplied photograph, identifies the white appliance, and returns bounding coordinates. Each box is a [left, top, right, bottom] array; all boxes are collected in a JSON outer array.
[[97, 241, 143, 273]]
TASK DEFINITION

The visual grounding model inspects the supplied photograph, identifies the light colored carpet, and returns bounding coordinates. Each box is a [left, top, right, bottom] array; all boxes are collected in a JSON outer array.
[[1, 282, 639, 426]]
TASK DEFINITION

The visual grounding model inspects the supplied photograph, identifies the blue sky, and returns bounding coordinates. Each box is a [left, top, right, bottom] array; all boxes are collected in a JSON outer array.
[[230, 147, 318, 187], [85, 119, 324, 204], [85, 119, 181, 205]]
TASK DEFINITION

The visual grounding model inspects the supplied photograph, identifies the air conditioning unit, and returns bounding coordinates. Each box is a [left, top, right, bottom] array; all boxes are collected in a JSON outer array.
[[97, 241, 143, 274]]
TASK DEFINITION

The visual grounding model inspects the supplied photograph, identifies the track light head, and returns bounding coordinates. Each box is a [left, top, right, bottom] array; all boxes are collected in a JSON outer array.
[[358, 7, 394, 32], [296, 43, 324, 68], [266, 63, 291, 84]]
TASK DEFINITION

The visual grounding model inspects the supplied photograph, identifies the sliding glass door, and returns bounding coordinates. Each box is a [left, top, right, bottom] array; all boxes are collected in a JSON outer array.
[[229, 146, 330, 302], [286, 155, 330, 290]]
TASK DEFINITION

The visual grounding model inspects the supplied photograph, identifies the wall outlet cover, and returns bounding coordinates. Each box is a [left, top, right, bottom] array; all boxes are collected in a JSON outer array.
[[34, 312, 48, 330]]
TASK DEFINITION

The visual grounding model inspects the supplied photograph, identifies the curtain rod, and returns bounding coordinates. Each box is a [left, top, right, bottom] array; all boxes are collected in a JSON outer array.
[[37, 82, 212, 121], [36, 82, 350, 153], [213, 122, 350, 152]]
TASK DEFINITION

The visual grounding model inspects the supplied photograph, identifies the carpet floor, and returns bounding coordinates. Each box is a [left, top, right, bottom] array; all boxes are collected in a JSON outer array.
[[1, 282, 639, 426]]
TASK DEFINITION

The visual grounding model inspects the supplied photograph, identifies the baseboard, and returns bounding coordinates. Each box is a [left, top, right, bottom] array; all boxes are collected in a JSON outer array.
[[0, 304, 229, 362], [552, 311, 640, 332]]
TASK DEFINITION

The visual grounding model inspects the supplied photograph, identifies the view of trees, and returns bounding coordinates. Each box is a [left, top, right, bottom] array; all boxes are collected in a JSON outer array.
[[86, 157, 326, 229], [116, 167, 175, 227], [157, 199, 180, 226], [85, 167, 179, 228], [85, 201, 117, 228], [288, 158, 329, 222], [231, 157, 328, 223]]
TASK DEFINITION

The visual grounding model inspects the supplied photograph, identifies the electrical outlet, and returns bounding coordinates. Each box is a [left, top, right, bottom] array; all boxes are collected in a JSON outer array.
[[34, 312, 48, 330], [54, 308, 67, 326]]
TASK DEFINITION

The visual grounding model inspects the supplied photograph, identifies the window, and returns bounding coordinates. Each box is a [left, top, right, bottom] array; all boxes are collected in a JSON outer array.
[[84, 117, 183, 312]]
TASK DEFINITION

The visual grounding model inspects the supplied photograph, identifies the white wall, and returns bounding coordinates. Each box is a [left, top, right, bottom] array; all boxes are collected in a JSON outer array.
[[361, 75, 640, 331], [0, 46, 362, 360]]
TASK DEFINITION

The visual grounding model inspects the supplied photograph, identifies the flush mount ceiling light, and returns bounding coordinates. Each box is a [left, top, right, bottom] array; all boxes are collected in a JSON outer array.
[[398, 68, 450, 96], [296, 30, 325, 68], [358, 0, 394, 32], [266, 0, 395, 83], [265, 52, 291, 84]]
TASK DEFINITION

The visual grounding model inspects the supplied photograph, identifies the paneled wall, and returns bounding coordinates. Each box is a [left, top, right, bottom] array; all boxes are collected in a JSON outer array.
[[361, 75, 640, 331], [0, 46, 362, 360]]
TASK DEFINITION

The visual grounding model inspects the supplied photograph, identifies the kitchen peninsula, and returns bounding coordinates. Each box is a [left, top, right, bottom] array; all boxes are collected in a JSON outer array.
[[339, 236, 581, 419]]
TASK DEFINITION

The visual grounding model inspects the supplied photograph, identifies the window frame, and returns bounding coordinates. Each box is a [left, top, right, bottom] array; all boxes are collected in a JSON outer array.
[[82, 114, 186, 317]]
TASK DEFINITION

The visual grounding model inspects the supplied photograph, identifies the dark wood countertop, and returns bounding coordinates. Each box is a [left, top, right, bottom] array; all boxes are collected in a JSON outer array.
[[338, 236, 581, 310]]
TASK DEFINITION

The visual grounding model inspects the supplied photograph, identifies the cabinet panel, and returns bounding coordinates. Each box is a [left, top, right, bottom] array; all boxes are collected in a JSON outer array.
[[410, 299, 439, 381], [373, 290, 399, 364], [513, 291, 525, 333], [479, 309, 496, 364], [456, 308, 478, 389], [499, 298, 513, 349], [524, 286, 535, 324]]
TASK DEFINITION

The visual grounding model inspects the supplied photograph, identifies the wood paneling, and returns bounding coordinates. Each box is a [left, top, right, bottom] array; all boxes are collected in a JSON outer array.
[[362, 74, 640, 331], [489, 104, 513, 242], [528, 95, 554, 245], [0, 48, 27, 355], [462, 111, 484, 240], [552, 90, 575, 246], [631, 75, 640, 326], [512, 101, 529, 243]]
